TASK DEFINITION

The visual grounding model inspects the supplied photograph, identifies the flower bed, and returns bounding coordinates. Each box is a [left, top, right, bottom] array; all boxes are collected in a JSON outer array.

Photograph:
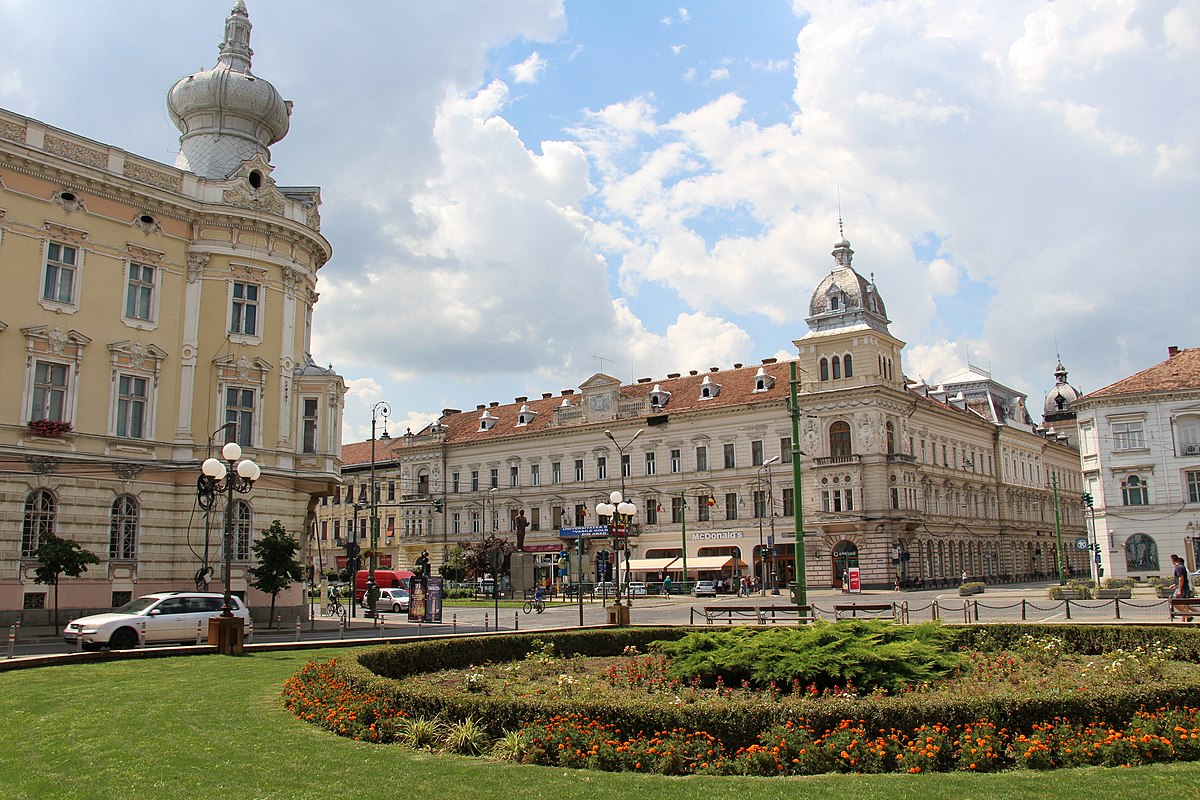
[[282, 624, 1200, 775]]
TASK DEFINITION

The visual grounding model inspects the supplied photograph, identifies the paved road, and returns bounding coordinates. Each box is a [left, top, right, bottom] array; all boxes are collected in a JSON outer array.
[[5, 581, 1181, 659]]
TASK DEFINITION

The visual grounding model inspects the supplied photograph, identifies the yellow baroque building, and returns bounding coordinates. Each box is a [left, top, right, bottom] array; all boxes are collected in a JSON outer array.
[[0, 2, 344, 624]]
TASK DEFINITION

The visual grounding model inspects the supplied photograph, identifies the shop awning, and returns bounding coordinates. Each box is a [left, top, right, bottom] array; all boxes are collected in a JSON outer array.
[[681, 556, 748, 572], [624, 557, 679, 572]]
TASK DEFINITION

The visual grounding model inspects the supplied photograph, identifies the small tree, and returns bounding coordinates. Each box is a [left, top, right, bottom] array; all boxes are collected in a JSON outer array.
[[248, 519, 303, 628], [439, 545, 467, 582], [33, 532, 100, 628]]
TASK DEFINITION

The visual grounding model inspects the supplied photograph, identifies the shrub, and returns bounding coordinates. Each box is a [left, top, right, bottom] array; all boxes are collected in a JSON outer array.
[[1102, 577, 1137, 589]]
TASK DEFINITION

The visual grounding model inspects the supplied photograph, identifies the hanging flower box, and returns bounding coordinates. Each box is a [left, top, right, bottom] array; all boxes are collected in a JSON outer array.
[[28, 419, 73, 438]]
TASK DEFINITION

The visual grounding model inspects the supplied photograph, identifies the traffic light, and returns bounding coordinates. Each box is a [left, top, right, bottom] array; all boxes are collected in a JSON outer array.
[[576, 536, 584, 555], [432, 498, 443, 513], [1082, 492, 1093, 508]]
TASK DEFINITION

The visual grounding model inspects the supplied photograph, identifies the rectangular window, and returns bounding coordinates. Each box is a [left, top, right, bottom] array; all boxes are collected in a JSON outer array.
[[724, 443, 736, 469], [645, 501, 658, 525], [696, 445, 708, 471], [452, 513, 461, 536], [783, 488, 795, 516], [490, 468, 498, 489], [32, 361, 69, 422], [471, 511, 480, 534], [891, 487, 900, 509], [597, 456, 608, 480], [574, 504, 587, 526], [574, 459, 584, 482], [116, 374, 147, 438], [724, 492, 738, 520], [622, 453, 631, 478], [751, 439, 764, 466], [1188, 471, 1200, 504], [301, 397, 318, 453], [780, 437, 792, 463], [645, 452, 656, 476], [697, 495, 711, 522], [753, 489, 766, 518], [552, 462, 562, 484], [471, 470, 479, 491], [320, 520, 328, 540], [530, 464, 540, 486], [452, 472, 460, 493], [125, 262, 155, 320], [552, 505, 563, 530], [333, 520, 340, 542], [1112, 421, 1145, 451], [225, 387, 255, 446], [230, 281, 259, 335], [509, 465, 519, 488], [670, 449, 681, 473], [43, 241, 77, 304], [387, 481, 395, 502], [671, 496, 683, 524], [530, 507, 540, 531]]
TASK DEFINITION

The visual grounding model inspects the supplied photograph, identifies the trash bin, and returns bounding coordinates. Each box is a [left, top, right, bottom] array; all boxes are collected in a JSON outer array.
[[605, 604, 631, 627]]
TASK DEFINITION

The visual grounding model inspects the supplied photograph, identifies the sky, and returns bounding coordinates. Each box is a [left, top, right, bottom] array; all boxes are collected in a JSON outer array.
[[3, 0, 1197, 443]]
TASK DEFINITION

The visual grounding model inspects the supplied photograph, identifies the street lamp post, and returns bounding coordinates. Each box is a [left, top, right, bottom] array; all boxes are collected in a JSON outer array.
[[368, 401, 390, 618], [601, 428, 642, 607], [196, 440, 260, 655], [756, 456, 780, 597], [788, 362, 808, 606], [1083, 492, 1098, 586], [198, 421, 238, 591]]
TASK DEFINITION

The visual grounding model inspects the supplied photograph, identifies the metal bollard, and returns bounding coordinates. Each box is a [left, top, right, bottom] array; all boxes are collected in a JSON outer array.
[[452, 614, 457, 634], [484, 613, 489, 632], [339, 616, 345, 640], [1064, 599, 1072, 620], [75, 627, 83, 653], [931, 600, 939, 621], [1114, 598, 1121, 620], [277, 614, 282, 632], [138, 620, 147, 647], [6, 625, 15, 659], [295, 616, 302, 642], [196, 620, 204, 645], [515, 611, 519, 631], [246, 618, 254, 644], [378, 613, 385, 634], [1021, 598, 1027, 620]]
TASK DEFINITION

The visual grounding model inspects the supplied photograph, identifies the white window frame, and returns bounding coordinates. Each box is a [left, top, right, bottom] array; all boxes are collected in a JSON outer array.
[[530, 464, 540, 486], [228, 279, 263, 344], [645, 451, 656, 476], [30, 359, 71, 423], [1111, 419, 1146, 451], [114, 373, 150, 439], [301, 396, 319, 454], [223, 385, 258, 448], [39, 239, 81, 312], [123, 261, 160, 327]]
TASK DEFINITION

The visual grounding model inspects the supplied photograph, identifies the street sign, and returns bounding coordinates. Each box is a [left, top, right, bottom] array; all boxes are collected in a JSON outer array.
[[1075, 538, 1089, 550], [767, 534, 774, 547]]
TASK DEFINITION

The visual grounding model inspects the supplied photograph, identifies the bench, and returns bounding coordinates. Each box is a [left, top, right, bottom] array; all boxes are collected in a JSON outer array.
[[699, 605, 816, 625], [1169, 598, 1200, 622], [833, 602, 896, 621]]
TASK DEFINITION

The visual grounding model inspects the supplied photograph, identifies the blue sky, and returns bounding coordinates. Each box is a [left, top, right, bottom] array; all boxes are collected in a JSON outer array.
[[2, 0, 1197, 442]]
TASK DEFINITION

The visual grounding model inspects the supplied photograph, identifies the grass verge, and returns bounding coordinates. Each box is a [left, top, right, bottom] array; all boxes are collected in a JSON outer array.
[[2, 648, 1199, 800]]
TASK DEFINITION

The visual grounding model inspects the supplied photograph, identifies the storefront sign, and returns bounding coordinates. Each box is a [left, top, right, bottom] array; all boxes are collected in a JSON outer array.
[[848, 567, 861, 593], [690, 530, 745, 540], [560, 526, 611, 539]]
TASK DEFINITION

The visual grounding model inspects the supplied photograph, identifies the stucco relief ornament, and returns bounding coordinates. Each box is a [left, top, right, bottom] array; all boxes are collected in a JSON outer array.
[[129, 341, 148, 368], [282, 267, 302, 299], [235, 355, 252, 381], [26, 455, 61, 475], [48, 327, 68, 354], [804, 427, 819, 456], [186, 252, 209, 283], [113, 463, 143, 481], [859, 420, 876, 452]]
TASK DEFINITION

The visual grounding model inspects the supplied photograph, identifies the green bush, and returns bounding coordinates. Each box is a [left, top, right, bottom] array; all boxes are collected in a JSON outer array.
[[1102, 577, 1137, 589]]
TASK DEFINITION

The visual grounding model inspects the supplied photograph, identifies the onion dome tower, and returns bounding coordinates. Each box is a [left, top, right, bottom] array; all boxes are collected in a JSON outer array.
[[167, 1, 292, 179], [1043, 357, 1082, 424]]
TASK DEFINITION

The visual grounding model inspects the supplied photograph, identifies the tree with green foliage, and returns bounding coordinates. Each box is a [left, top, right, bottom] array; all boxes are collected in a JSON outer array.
[[248, 519, 303, 628], [457, 535, 513, 579], [33, 532, 100, 628], [439, 545, 467, 582]]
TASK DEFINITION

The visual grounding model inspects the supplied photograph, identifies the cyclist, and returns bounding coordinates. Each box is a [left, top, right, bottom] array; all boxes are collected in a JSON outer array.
[[327, 584, 343, 618]]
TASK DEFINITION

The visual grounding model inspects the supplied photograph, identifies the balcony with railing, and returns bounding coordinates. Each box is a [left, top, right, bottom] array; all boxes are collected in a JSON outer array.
[[812, 454, 862, 467]]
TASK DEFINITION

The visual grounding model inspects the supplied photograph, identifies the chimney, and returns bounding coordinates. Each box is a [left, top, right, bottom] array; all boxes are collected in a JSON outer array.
[[475, 404, 485, 410], [761, 357, 777, 364], [667, 373, 681, 379], [1169, 346, 1180, 358], [688, 370, 698, 376], [541, 392, 552, 399], [637, 377, 652, 383], [733, 363, 743, 369], [514, 396, 528, 403], [489, 401, 499, 407], [561, 389, 575, 396], [441, 408, 461, 417]]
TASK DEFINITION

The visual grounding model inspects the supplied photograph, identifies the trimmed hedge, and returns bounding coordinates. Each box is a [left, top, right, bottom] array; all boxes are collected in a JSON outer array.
[[328, 624, 1200, 752]]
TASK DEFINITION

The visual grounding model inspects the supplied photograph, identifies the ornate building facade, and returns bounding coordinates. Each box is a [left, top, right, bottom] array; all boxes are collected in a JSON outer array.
[[319, 234, 1086, 591], [0, 2, 344, 622], [1074, 346, 1200, 579]]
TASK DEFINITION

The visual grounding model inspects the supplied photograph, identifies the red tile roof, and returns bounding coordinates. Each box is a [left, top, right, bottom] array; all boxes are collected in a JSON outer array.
[[1082, 347, 1200, 400]]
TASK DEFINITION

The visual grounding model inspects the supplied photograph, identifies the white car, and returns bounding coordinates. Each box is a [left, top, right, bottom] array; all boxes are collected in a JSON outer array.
[[693, 580, 717, 597], [627, 581, 648, 597], [63, 592, 249, 650], [378, 587, 410, 613]]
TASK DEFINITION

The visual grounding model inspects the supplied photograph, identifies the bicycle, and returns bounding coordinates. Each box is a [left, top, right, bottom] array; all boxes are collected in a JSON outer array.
[[327, 595, 346, 622], [522, 597, 546, 614]]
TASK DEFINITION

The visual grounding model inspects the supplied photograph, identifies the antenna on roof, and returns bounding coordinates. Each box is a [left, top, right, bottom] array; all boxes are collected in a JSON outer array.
[[837, 184, 844, 238], [592, 354, 612, 374]]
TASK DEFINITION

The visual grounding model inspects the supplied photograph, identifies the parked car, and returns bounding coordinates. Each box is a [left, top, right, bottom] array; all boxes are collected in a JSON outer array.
[[596, 581, 617, 597], [377, 587, 410, 613], [62, 592, 249, 650], [693, 580, 717, 597], [627, 581, 648, 597]]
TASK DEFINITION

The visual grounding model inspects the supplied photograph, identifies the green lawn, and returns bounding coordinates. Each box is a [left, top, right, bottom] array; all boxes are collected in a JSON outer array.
[[2, 648, 1199, 800]]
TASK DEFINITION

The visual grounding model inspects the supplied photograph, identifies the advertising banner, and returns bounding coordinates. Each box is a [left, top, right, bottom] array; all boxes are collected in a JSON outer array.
[[848, 567, 862, 594], [407, 575, 444, 623]]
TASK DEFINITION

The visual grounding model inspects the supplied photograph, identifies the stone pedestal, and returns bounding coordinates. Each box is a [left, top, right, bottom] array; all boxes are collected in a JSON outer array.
[[208, 615, 244, 655], [510, 551, 537, 596], [606, 604, 631, 627]]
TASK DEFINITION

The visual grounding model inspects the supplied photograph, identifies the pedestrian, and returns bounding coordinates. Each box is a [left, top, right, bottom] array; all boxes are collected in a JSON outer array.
[[1172, 554, 1194, 622], [663, 575, 672, 596], [961, 570, 968, 585], [894, 574, 902, 592]]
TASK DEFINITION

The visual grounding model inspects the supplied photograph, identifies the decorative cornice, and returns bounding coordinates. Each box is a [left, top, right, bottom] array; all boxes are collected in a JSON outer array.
[[43, 134, 107, 170], [186, 250, 209, 283], [26, 455, 61, 475]]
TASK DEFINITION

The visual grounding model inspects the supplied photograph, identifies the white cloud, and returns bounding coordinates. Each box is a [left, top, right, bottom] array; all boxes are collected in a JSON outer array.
[[671, 44, 686, 56], [679, 8, 690, 23], [1164, 2, 1200, 58], [707, 66, 730, 83], [509, 51, 547, 84], [1043, 99, 1142, 156]]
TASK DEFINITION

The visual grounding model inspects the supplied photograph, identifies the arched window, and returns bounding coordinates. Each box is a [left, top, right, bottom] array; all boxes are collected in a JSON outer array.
[[1124, 533, 1158, 571], [109, 495, 139, 560], [844, 353, 853, 378], [831, 356, 841, 379], [227, 500, 253, 561], [819, 358, 829, 381], [885, 421, 895, 455], [830, 421, 852, 457], [22, 489, 55, 557], [1122, 475, 1148, 506]]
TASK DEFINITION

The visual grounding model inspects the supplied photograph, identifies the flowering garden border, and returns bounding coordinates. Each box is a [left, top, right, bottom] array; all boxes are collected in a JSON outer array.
[[282, 624, 1200, 775]]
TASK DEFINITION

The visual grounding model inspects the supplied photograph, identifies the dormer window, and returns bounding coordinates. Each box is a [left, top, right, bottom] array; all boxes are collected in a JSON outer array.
[[830, 295, 840, 311], [699, 375, 721, 400], [650, 384, 672, 407], [516, 403, 537, 426], [753, 367, 775, 392], [479, 410, 498, 431]]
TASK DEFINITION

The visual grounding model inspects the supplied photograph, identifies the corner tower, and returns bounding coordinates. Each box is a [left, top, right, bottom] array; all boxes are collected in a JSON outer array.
[[167, 1, 292, 179], [793, 228, 905, 392]]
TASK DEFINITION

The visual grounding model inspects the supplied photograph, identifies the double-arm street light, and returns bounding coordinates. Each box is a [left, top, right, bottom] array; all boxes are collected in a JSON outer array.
[[756, 455, 780, 596], [598, 428, 642, 608], [196, 440, 260, 654], [367, 401, 390, 618]]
